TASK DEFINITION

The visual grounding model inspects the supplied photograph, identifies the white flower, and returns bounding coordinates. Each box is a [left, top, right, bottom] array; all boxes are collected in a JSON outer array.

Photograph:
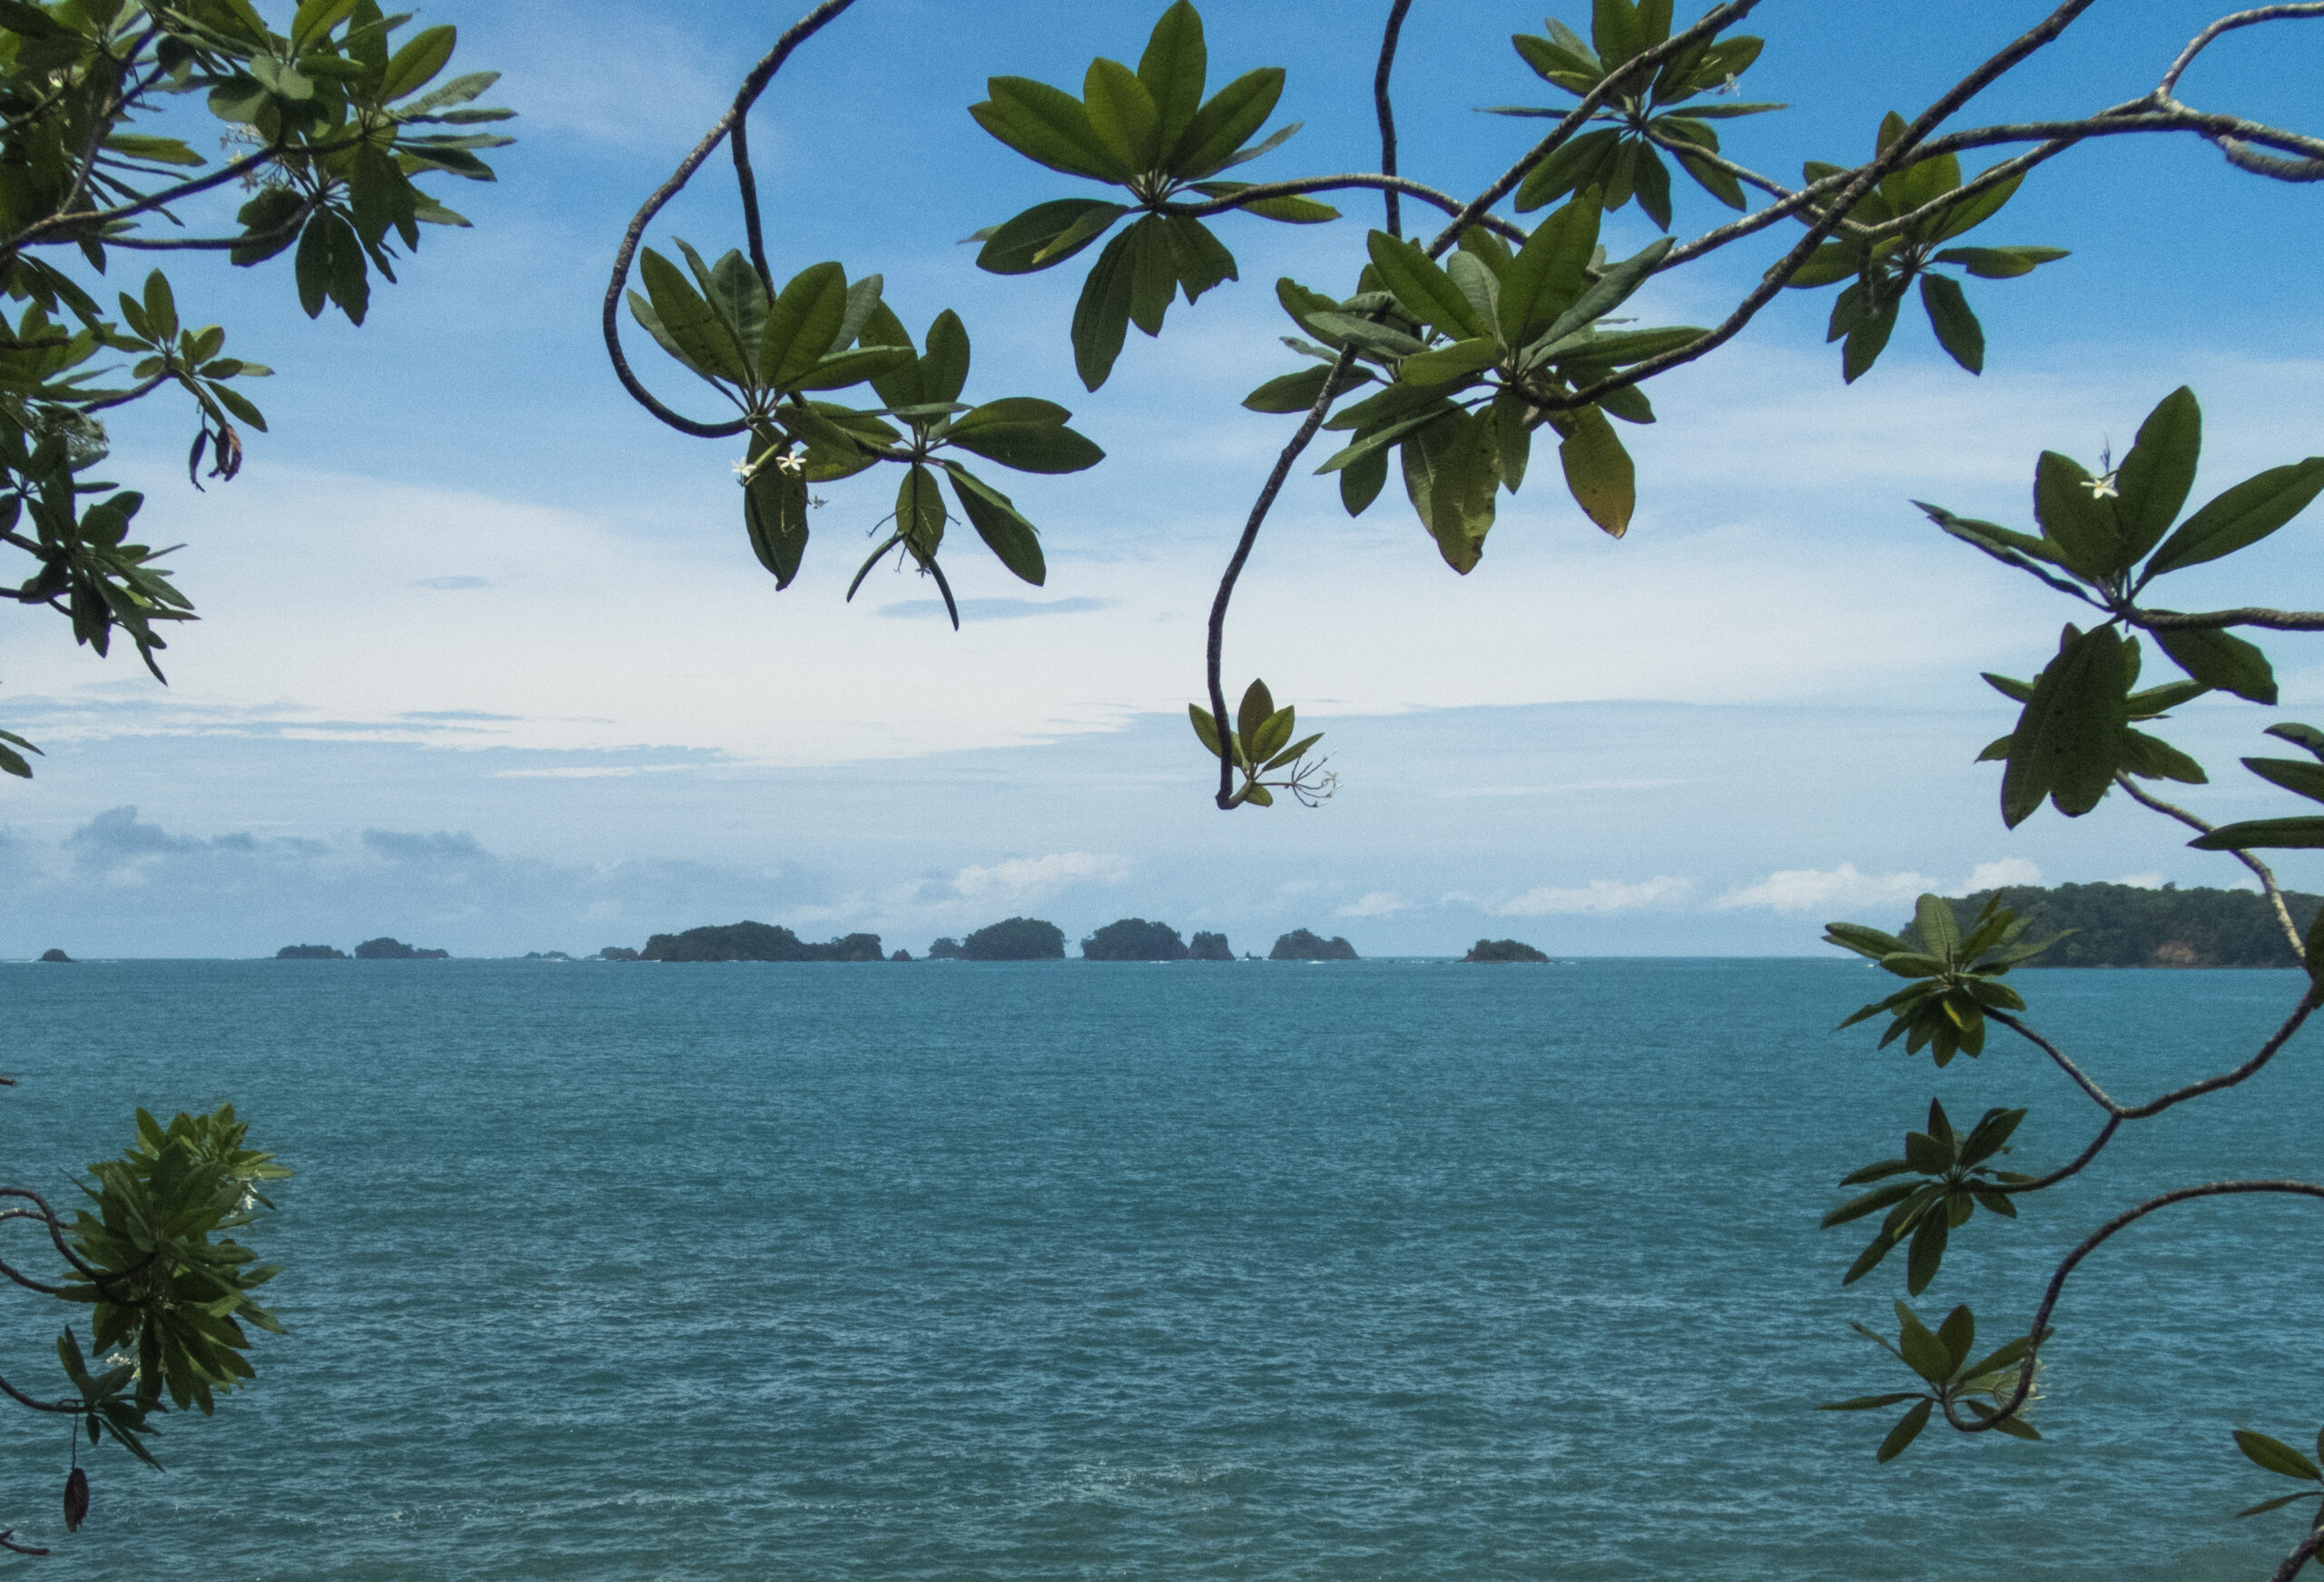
[[2083, 472, 2121, 499]]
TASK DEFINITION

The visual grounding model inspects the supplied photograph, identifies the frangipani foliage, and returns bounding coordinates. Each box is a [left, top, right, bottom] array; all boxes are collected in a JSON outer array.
[[0, 0, 510, 778], [0, 1106, 289, 1548], [1915, 387, 2324, 829], [969, 0, 1335, 390], [625, 247, 1102, 623], [1188, 678, 1332, 808], [1780, 113, 2067, 381], [1492, 3, 1782, 227], [1825, 893, 2056, 1067]]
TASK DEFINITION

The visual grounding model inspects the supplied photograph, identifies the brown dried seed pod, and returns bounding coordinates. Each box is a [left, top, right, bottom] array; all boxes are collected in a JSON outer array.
[[63, 1467, 88, 1533]]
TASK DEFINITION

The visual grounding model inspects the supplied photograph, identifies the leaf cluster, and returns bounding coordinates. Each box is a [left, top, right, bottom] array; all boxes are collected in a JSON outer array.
[[1492, 0, 1779, 229], [1823, 1097, 2031, 1295], [1187, 677, 1332, 808], [54, 1105, 291, 1464], [629, 248, 1102, 617], [1921, 388, 2324, 827], [1822, 1300, 2043, 1460], [1826, 893, 2056, 1065], [2234, 1427, 2324, 1531], [1776, 112, 2066, 381], [1256, 192, 1698, 570], [970, 2, 1328, 390]]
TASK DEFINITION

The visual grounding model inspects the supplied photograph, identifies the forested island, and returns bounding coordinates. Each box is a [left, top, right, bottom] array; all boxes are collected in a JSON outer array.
[[641, 922, 886, 962], [1463, 938, 1550, 963], [1908, 881, 2324, 968], [1270, 929, 1358, 960]]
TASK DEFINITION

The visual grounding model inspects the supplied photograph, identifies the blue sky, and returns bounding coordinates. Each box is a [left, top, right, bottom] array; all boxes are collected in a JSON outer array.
[[3, 0, 2321, 958]]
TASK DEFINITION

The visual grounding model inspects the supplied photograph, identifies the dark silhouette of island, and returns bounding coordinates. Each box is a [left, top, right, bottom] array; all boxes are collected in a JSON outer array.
[[959, 917, 1065, 960], [890, 949, 913, 962], [522, 951, 575, 961], [275, 944, 348, 960], [926, 937, 966, 959], [1081, 919, 1187, 960], [1905, 881, 2324, 968], [596, 947, 641, 961], [1463, 938, 1550, 963], [355, 938, 449, 959], [1188, 930, 1233, 961], [1270, 929, 1358, 960], [38, 948, 71, 963], [640, 922, 885, 962]]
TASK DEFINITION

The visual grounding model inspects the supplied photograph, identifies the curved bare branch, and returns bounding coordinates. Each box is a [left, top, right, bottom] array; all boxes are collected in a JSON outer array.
[[1374, 0, 1416, 237], [2114, 771, 2304, 958]]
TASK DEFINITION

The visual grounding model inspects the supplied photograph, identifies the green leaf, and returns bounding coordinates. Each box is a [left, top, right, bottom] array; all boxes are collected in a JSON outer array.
[[896, 462, 947, 559], [741, 437, 809, 588], [945, 405, 1106, 474], [2113, 387, 2201, 565], [1492, 387, 1531, 494], [1444, 252, 1502, 343], [1366, 231, 1485, 340], [1244, 364, 1334, 413], [976, 199, 1128, 275], [2236, 1430, 2324, 1483], [943, 463, 1046, 586], [1084, 56, 1162, 173], [1137, 0, 1207, 158], [1188, 703, 1225, 758], [1399, 336, 1500, 387], [2239, 1492, 2324, 1518], [1895, 1303, 1951, 1384], [1499, 195, 1601, 347], [2034, 450, 2124, 580], [1070, 228, 1138, 390], [1780, 241, 1861, 290], [2153, 626, 2278, 705], [1818, 1392, 1924, 1411], [1935, 1303, 1975, 1375], [1402, 409, 1499, 573], [972, 77, 1130, 182], [1914, 893, 1961, 958], [1171, 66, 1285, 179], [1125, 215, 1178, 336], [1919, 273, 1984, 374], [2002, 624, 2131, 828], [762, 261, 850, 388], [1590, 0, 1645, 70], [381, 23, 456, 100], [1237, 678, 1275, 750], [2191, 817, 2324, 851], [1187, 182, 1339, 223], [636, 249, 744, 385], [1515, 127, 1620, 213], [1558, 406, 1633, 537], [1841, 293, 1897, 384], [1527, 237, 1675, 359], [1877, 1399, 1935, 1461], [1340, 444, 1389, 516], [2143, 459, 2324, 581], [1931, 244, 2069, 277], [2268, 722, 2324, 762]]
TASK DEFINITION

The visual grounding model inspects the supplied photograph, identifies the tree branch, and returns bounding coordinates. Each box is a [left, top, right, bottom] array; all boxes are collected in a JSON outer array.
[[1160, 173, 1527, 241], [1374, 0, 1416, 238], [2125, 605, 2324, 632], [603, 0, 862, 441], [2162, 3, 2324, 96], [1962, 1180, 2324, 1430], [2114, 771, 2304, 958], [732, 113, 773, 292]]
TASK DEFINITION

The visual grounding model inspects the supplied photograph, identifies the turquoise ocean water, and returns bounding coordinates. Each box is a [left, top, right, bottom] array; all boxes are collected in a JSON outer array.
[[2, 957, 2319, 1579]]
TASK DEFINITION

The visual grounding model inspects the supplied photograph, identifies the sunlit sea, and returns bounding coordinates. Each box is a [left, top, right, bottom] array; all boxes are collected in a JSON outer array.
[[3, 957, 2318, 1579]]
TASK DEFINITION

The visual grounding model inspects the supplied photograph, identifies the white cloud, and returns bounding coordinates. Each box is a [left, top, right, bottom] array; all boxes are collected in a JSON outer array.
[[2118, 871, 2167, 889], [1711, 863, 1938, 916], [1968, 859, 2043, 889], [950, 851, 1130, 900], [1337, 890, 1408, 918], [1498, 877, 1690, 916]]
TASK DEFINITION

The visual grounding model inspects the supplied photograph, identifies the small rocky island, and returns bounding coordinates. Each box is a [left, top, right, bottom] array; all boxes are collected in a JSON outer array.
[[1188, 930, 1232, 961], [1270, 929, 1358, 960], [355, 938, 449, 959], [927, 918, 1066, 960], [1080, 919, 1189, 960], [640, 922, 885, 962], [37, 948, 71, 963], [1463, 938, 1551, 963], [275, 944, 348, 959]]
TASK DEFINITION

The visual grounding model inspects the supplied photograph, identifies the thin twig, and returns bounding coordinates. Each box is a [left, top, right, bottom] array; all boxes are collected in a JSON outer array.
[[1999, 1114, 2122, 1193], [2114, 771, 2303, 958], [1206, 347, 1361, 808], [2126, 605, 2324, 632], [1374, 0, 1416, 238], [1992, 1010, 2124, 1114], [1960, 1181, 2324, 1430], [733, 113, 773, 292], [602, 0, 862, 441], [2162, 3, 2324, 95]]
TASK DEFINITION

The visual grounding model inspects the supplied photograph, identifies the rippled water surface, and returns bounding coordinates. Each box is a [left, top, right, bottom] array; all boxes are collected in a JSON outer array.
[[3, 958, 2319, 1578]]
